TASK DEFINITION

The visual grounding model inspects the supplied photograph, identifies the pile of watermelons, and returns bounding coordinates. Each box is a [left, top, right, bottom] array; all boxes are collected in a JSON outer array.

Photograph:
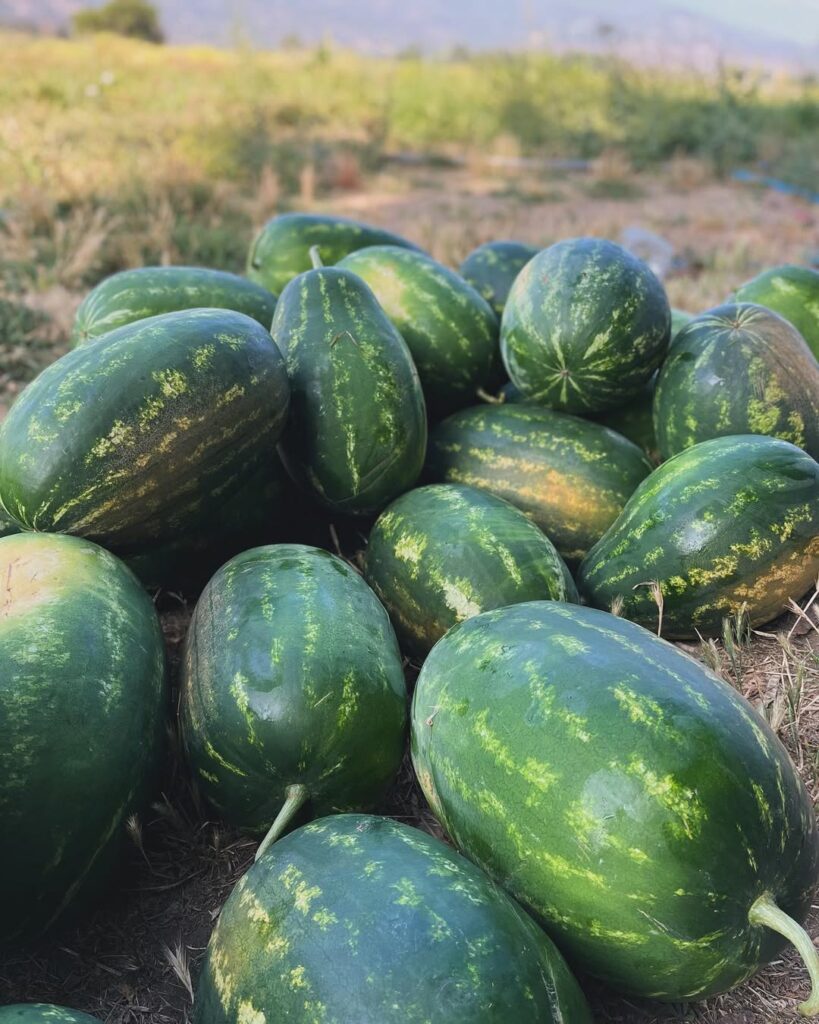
[[1, 212, 819, 1024]]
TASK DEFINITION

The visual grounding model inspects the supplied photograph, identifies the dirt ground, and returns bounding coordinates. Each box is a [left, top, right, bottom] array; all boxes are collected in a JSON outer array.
[[1, 165, 818, 1023]]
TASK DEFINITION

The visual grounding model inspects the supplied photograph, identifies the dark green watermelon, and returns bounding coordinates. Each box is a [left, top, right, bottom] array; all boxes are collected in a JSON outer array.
[[194, 814, 594, 1024], [411, 601, 819, 1008], [247, 212, 422, 295], [578, 434, 819, 637], [735, 264, 819, 360], [671, 307, 693, 337], [426, 403, 652, 563], [593, 376, 659, 462], [0, 503, 20, 538], [71, 266, 278, 346], [654, 303, 819, 461], [0, 1008, 100, 1023], [0, 309, 289, 555], [364, 483, 576, 658], [337, 246, 501, 418], [181, 545, 407, 845], [459, 240, 540, 315], [501, 237, 670, 412], [271, 262, 426, 515], [0, 533, 166, 947]]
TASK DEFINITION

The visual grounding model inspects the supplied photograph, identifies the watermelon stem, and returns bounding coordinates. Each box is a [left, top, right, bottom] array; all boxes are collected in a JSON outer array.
[[309, 245, 324, 270], [749, 893, 819, 1016], [255, 783, 310, 862]]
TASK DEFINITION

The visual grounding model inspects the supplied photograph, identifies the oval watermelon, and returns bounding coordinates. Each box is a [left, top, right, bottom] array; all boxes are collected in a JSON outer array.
[[501, 237, 670, 412], [654, 303, 819, 461], [194, 814, 594, 1024], [0, 1007, 100, 1023], [247, 212, 422, 295], [411, 601, 819, 1009], [0, 308, 290, 554], [272, 263, 426, 515], [181, 544, 407, 846], [459, 240, 540, 315], [426, 403, 652, 563], [0, 533, 166, 947], [71, 266, 278, 346], [364, 483, 576, 657], [735, 264, 819, 360], [337, 246, 501, 419], [578, 434, 819, 637]]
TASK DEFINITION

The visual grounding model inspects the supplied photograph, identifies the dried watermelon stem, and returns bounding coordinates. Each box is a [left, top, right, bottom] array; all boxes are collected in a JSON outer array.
[[255, 783, 311, 862]]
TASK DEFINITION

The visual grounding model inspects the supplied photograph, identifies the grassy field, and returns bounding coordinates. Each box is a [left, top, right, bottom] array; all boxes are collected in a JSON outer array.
[[0, 29, 818, 1024]]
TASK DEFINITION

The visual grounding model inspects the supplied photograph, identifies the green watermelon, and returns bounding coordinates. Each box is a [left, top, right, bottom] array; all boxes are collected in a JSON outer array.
[[654, 303, 819, 461], [247, 212, 422, 295], [364, 483, 576, 658], [501, 237, 670, 412], [71, 266, 278, 346], [578, 434, 819, 637], [181, 545, 407, 848], [271, 258, 426, 515], [0, 1008, 100, 1023], [194, 814, 594, 1024], [0, 533, 166, 946], [671, 307, 694, 337], [459, 240, 540, 315], [426, 403, 652, 563], [593, 376, 659, 463], [0, 309, 289, 555], [735, 264, 819, 360], [411, 601, 819, 1009], [337, 246, 501, 419], [0, 504, 20, 538]]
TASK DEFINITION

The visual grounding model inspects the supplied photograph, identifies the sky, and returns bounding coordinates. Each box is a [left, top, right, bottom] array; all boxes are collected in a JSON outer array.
[[672, 0, 819, 45]]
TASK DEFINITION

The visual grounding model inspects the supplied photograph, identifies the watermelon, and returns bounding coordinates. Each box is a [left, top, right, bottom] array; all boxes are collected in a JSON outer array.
[[501, 237, 670, 412], [0, 1008, 100, 1023], [411, 601, 819, 1009], [247, 212, 422, 295], [71, 266, 278, 346], [0, 504, 20, 538], [426, 403, 652, 563], [578, 434, 819, 638], [735, 264, 819, 360], [336, 246, 501, 419], [0, 533, 166, 946], [459, 240, 540, 315], [594, 376, 659, 462], [181, 544, 407, 848], [364, 483, 576, 658], [654, 303, 819, 461], [0, 309, 289, 555], [671, 307, 693, 337], [271, 258, 426, 515], [194, 814, 594, 1024]]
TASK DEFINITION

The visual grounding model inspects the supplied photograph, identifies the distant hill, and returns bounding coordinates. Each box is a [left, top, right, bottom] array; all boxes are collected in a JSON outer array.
[[4, 0, 818, 72]]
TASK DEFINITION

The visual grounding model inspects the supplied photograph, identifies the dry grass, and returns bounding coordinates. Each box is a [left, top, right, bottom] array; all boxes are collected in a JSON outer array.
[[0, 166, 818, 1022]]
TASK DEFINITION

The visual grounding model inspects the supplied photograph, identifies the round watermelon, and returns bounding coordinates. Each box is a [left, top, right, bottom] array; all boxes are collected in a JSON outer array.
[[181, 544, 407, 846], [0, 1008, 100, 1023], [0, 533, 167, 947], [501, 237, 670, 412], [654, 303, 819, 461], [459, 240, 540, 315], [194, 814, 594, 1024], [364, 483, 576, 657], [735, 264, 819, 360], [411, 601, 819, 1009]]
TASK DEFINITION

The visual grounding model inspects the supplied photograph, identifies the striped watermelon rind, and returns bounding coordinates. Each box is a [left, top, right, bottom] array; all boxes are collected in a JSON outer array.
[[364, 482, 577, 657], [194, 814, 594, 1024], [0, 533, 167, 947], [71, 266, 278, 346], [500, 237, 670, 413], [459, 240, 540, 315], [411, 600, 819, 1002], [578, 434, 819, 637], [734, 264, 819, 360]]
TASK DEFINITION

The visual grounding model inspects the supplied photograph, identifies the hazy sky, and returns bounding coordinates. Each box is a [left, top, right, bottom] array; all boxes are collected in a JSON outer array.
[[673, 0, 819, 45]]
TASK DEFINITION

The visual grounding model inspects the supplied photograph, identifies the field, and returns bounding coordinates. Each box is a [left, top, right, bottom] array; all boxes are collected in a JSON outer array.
[[0, 29, 818, 1024]]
